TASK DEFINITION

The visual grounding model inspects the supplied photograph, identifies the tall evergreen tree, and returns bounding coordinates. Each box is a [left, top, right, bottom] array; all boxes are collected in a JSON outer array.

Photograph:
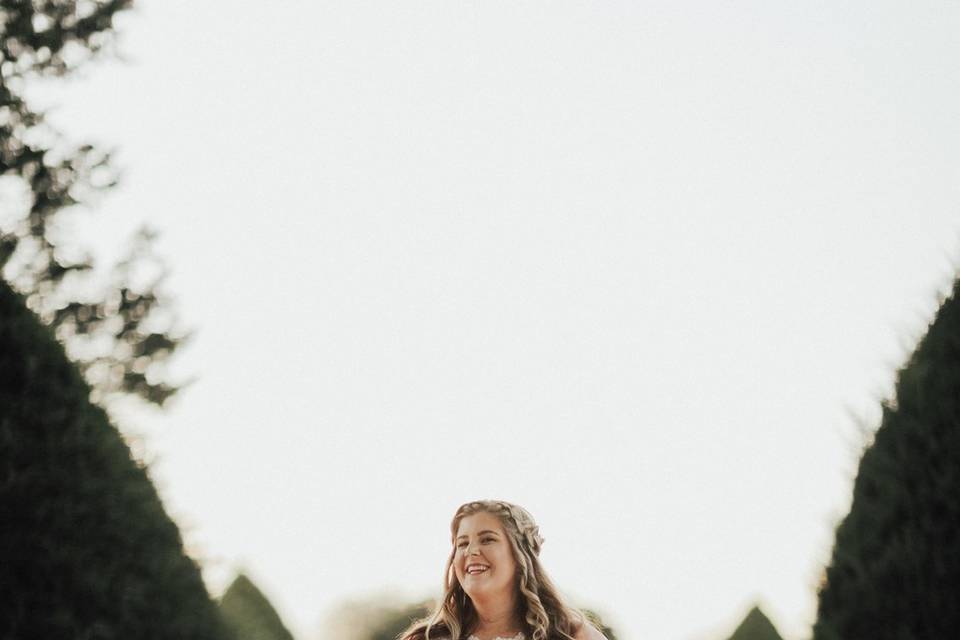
[[0, 279, 229, 637], [813, 277, 960, 639], [219, 573, 295, 640], [725, 606, 783, 640], [1, 0, 184, 406]]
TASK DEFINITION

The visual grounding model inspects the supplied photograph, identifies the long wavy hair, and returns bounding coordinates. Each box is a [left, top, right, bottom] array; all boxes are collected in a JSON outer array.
[[399, 500, 587, 640]]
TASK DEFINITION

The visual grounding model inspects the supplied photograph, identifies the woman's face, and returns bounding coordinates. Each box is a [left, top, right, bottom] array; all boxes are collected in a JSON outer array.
[[453, 511, 518, 603]]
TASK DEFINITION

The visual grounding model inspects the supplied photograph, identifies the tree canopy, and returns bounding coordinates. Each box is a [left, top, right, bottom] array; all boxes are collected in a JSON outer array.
[[1, 0, 184, 407]]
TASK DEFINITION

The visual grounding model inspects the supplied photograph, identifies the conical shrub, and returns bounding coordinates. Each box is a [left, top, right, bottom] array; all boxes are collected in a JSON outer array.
[[726, 606, 783, 640], [0, 280, 231, 638], [219, 573, 295, 640], [813, 277, 960, 639]]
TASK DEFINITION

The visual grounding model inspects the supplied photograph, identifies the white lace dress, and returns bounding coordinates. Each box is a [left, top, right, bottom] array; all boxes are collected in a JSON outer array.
[[466, 634, 525, 640]]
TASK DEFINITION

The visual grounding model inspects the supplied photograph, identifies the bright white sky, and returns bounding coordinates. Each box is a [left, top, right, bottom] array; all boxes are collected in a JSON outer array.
[[26, 2, 960, 639]]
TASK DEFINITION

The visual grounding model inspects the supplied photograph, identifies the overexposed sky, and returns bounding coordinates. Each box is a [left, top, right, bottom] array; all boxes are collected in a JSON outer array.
[[26, 2, 960, 639]]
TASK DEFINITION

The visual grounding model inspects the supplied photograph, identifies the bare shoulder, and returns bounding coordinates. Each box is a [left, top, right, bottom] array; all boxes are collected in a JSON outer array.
[[574, 623, 609, 640]]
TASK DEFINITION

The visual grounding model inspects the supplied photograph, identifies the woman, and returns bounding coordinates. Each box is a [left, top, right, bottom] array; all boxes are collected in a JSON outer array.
[[400, 500, 609, 640]]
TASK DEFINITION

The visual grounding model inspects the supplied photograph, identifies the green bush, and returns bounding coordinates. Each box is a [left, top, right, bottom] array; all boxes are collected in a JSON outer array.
[[813, 277, 960, 639], [725, 606, 783, 640], [0, 280, 230, 638], [220, 573, 295, 640]]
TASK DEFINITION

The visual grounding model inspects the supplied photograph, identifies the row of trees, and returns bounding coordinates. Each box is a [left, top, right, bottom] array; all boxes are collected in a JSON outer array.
[[221, 573, 780, 640], [223, 575, 790, 640]]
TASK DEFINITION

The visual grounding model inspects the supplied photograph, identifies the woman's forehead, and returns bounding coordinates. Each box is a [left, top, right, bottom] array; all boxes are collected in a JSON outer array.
[[455, 511, 505, 536]]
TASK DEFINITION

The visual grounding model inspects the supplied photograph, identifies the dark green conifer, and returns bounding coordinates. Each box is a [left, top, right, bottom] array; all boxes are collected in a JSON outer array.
[[219, 573, 296, 640], [726, 606, 783, 640], [0, 280, 230, 638], [813, 277, 960, 639]]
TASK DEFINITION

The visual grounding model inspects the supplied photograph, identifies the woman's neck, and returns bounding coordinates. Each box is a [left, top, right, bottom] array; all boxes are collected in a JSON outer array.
[[469, 593, 522, 639]]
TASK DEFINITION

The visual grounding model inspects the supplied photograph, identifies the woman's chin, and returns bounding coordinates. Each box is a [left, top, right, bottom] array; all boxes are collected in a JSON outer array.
[[463, 580, 505, 600]]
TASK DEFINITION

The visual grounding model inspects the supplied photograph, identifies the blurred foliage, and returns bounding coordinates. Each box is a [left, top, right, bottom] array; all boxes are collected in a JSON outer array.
[[582, 609, 618, 640], [814, 276, 960, 639], [724, 606, 782, 640], [322, 593, 433, 640], [220, 573, 296, 640], [0, 0, 186, 407], [0, 279, 230, 637], [367, 600, 432, 640]]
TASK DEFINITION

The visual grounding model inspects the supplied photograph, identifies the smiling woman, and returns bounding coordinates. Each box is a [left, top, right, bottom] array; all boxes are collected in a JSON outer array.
[[399, 501, 608, 640]]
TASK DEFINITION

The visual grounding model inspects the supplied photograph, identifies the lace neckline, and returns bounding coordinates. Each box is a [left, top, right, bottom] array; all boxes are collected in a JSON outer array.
[[466, 634, 525, 640]]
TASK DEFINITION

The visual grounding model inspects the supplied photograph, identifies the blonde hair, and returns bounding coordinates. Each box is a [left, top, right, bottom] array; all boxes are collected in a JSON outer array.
[[400, 500, 587, 640]]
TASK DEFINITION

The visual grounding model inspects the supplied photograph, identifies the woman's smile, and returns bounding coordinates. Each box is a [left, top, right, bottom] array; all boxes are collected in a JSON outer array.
[[465, 562, 490, 575]]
